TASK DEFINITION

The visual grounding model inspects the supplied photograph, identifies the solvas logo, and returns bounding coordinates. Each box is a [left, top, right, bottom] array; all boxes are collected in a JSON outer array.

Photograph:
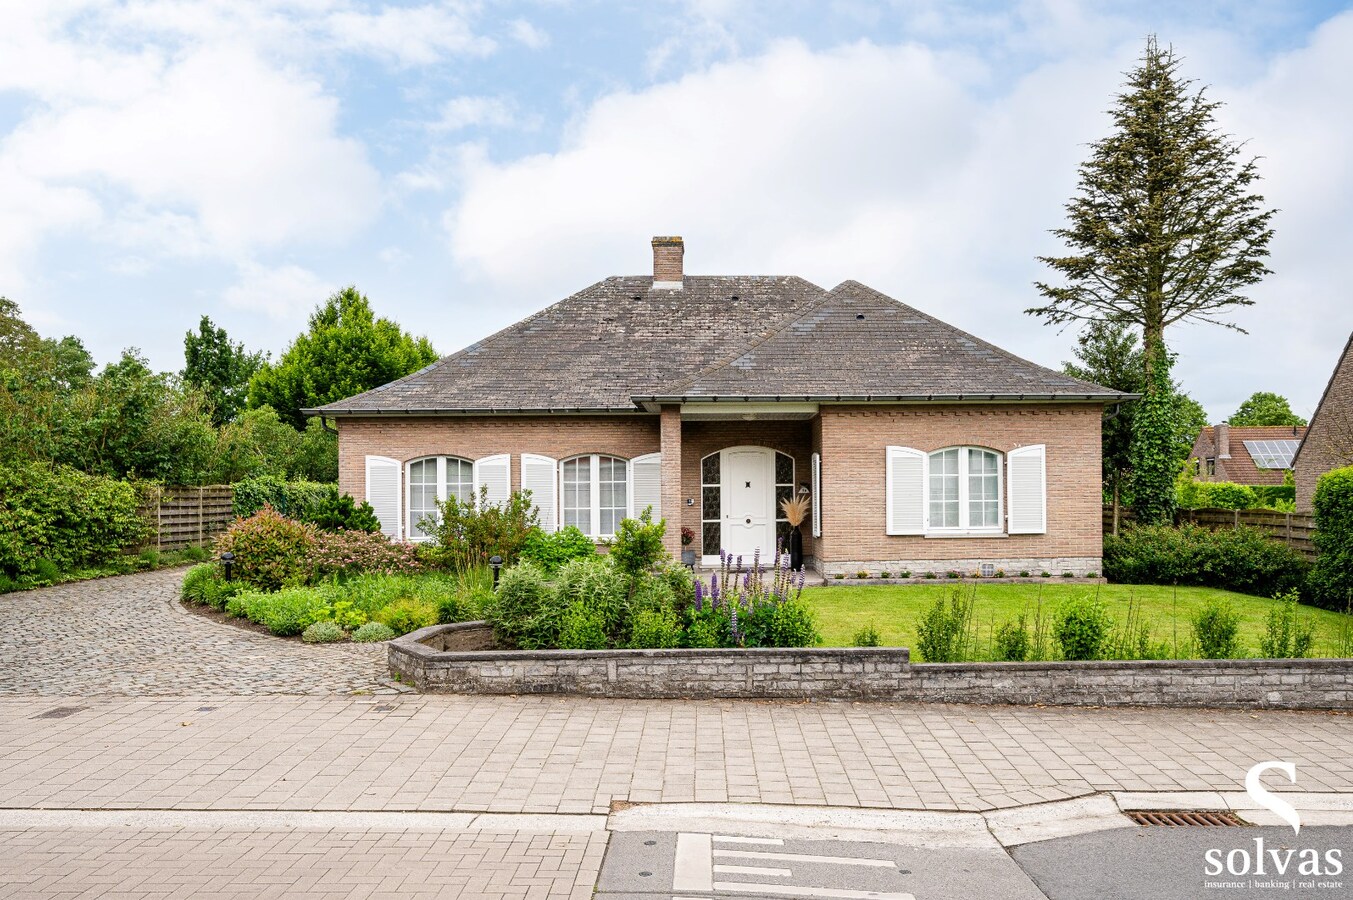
[[1203, 761, 1343, 881]]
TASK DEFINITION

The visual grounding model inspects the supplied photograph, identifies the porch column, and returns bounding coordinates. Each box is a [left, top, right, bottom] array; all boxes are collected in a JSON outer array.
[[660, 405, 683, 558]]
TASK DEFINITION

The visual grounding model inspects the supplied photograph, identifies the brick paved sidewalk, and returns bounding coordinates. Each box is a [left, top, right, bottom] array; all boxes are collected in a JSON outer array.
[[0, 569, 392, 695], [3, 695, 1349, 815]]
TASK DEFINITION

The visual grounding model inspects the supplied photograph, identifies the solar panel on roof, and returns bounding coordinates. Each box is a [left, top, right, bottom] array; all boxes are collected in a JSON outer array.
[[1243, 439, 1300, 469]]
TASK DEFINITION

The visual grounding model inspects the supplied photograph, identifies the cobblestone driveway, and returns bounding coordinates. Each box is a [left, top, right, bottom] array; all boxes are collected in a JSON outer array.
[[0, 569, 392, 695]]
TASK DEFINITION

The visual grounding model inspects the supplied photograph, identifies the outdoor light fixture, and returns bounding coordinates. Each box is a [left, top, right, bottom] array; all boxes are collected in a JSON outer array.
[[489, 555, 503, 588], [220, 551, 235, 581], [798, 482, 811, 495]]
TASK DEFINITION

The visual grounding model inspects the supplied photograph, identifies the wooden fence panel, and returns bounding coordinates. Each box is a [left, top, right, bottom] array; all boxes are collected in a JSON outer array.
[[138, 485, 236, 551], [1104, 505, 1317, 560]]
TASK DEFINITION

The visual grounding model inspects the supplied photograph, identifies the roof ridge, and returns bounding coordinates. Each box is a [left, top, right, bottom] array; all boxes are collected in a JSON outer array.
[[831, 280, 1116, 395], [653, 276, 833, 397]]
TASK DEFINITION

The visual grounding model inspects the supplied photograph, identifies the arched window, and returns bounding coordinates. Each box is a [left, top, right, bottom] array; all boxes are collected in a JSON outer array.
[[561, 455, 628, 538], [407, 456, 474, 540], [928, 447, 1001, 531]]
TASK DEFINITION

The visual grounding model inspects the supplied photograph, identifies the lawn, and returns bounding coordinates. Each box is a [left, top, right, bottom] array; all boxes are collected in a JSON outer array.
[[803, 582, 1353, 659]]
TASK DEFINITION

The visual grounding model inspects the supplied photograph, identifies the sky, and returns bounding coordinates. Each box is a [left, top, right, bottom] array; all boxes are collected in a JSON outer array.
[[2, 0, 1351, 423]]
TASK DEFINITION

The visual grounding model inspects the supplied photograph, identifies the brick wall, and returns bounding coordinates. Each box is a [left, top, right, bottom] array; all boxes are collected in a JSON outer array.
[[816, 404, 1103, 575], [1295, 336, 1353, 511], [393, 624, 1353, 709], [337, 416, 661, 499]]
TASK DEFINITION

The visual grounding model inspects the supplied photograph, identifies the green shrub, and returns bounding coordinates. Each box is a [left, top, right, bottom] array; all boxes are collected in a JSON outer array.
[[852, 624, 882, 647], [1179, 478, 1259, 510], [995, 617, 1030, 662], [628, 606, 684, 648], [181, 563, 219, 603], [231, 475, 332, 520], [1053, 595, 1112, 660], [486, 562, 555, 649], [557, 601, 607, 649], [916, 589, 974, 662], [684, 616, 724, 648], [0, 461, 146, 579], [0, 573, 19, 594], [304, 489, 380, 533], [766, 598, 819, 647], [1259, 590, 1315, 658], [421, 486, 539, 572], [29, 557, 60, 586], [302, 620, 344, 643], [520, 526, 596, 573], [231, 587, 330, 636], [555, 556, 630, 644], [607, 507, 668, 577], [373, 598, 438, 636], [352, 621, 396, 642], [1308, 466, 1353, 612], [1103, 524, 1308, 597], [1192, 597, 1241, 658], [213, 506, 317, 591]]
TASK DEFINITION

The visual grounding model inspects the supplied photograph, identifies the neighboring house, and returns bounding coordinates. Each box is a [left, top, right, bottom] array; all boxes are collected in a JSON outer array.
[[309, 236, 1129, 577], [1189, 423, 1306, 486], [1294, 332, 1353, 511]]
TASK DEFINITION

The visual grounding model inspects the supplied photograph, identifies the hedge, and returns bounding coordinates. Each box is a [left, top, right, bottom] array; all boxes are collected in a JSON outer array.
[[1103, 523, 1308, 598], [1307, 466, 1353, 611], [231, 475, 334, 520], [0, 462, 147, 579]]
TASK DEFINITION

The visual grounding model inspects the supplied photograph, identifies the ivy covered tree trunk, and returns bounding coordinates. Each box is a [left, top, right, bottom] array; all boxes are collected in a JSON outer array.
[[1130, 342, 1178, 525]]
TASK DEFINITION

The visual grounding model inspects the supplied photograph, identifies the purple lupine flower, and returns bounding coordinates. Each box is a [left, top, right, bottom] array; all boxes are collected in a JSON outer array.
[[752, 546, 761, 574], [694, 580, 704, 612], [729, 603, 739, 641], [743, 570, 751, 590], [736, 554, 743, 573], [719, 548, 727, 566], [710, 573, 720, 601], [796, 568, 806, 592]]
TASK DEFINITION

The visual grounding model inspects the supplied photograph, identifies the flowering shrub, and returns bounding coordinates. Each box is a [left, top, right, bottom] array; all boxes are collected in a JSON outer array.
[[687, 548, 817, 648], [214, 505, 317, 591], [310, 528, 424, 581]]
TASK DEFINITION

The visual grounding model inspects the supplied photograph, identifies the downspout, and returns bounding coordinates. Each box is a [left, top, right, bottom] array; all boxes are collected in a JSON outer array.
[[320, 416, 338, 435]]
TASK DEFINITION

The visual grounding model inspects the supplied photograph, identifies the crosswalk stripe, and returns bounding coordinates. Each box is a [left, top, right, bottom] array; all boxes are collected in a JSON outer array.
[[713, 848, 897, 868]]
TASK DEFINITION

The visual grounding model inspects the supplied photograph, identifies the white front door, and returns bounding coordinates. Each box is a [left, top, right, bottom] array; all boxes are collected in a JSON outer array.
[[722, 447, 774, 561]]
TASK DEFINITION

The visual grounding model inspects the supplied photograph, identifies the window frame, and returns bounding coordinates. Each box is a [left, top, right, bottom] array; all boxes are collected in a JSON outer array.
[[405, 455, 474, 542], [560, 454, 630, 539], [926, 446, 1004, 536]]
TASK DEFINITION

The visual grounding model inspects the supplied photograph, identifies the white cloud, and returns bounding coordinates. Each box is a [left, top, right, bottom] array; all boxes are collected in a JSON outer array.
[[432, 95, 519, 132], [508, 18, 550, 50], [325, 3, 495, 66], [444, 22, 1353, 419], [222, 261, 337, 322]]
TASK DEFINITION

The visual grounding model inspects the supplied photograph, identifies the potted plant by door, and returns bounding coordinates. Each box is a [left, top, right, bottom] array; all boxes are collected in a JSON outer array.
[[680, 527, 697, 568], [780, 493, 810, 571]]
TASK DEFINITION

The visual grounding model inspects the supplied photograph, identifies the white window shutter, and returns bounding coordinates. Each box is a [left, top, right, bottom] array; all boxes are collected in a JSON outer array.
[[1008, 444, 1047, 534], [365, 455, 402, 540], [629, 452, 662, 520], [811, 452, 822, 538], [885, 446, 926, 536], [474, 454, 511, 509], [521, 454, 558, 532]]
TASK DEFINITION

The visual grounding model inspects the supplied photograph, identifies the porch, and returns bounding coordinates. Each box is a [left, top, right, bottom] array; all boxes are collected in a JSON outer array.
[[656, 403, 819, 571]]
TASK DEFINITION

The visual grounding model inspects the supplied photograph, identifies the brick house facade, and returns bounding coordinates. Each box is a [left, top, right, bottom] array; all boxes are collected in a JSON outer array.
[[316, 237, 1127, 576], [1294, 332, 1353, 511]]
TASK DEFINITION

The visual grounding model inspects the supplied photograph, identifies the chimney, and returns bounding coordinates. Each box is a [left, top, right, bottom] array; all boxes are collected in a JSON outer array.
[[651, 236, 684, 289], [1215, 422, 1231, 459]]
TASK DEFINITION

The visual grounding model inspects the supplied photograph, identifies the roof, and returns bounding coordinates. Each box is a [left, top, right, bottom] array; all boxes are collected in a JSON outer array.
[[1292, 330, 1353, 470], [1193, 425, 1307, 486], [311, 275, 1130, 416]]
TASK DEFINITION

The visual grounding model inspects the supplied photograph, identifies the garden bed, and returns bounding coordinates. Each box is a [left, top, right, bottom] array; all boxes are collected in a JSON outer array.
[[389, 623, 1353, 709], [821, 576, 1106, 586]]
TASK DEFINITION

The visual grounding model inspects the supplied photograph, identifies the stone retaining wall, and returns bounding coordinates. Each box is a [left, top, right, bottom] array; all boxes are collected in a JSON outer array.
[[390, 623, 1353, 709]]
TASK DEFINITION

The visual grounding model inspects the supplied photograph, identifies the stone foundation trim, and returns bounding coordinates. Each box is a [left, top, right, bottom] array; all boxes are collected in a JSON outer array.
[[392, 624, 1353, 709], [819, 556, 1102, 578]]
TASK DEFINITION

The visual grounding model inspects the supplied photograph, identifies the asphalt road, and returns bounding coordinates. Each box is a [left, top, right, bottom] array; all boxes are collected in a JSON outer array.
[[596, 827, 1353, 900]]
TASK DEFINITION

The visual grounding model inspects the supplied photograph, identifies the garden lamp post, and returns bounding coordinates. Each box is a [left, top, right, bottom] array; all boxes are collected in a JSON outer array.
[[220, 551, 235, 581], [489, 555, 503, 589]]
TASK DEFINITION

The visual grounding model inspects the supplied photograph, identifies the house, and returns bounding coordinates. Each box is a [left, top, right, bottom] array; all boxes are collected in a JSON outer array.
[[309, 236, 1128, 577], [1294, 331, 1353, 511], [1189, 423, 1306, 486]]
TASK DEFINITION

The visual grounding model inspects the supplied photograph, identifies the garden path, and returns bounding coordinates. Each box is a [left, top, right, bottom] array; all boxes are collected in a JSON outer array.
[[0, 569, 394, 695]]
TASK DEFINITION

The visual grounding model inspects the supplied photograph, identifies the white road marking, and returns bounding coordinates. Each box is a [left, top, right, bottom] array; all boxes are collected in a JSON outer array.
[[714, 835, 786, 845], [711, 883, 916, 900], [713, 849, 897, 868], [673, 832, 713, 892], [714, 864, 793, 877]]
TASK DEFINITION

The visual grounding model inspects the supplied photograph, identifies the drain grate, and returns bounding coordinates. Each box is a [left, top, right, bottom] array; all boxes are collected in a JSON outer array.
[[31, 706, 87, 720], [1127, 810, 1247, 827]]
